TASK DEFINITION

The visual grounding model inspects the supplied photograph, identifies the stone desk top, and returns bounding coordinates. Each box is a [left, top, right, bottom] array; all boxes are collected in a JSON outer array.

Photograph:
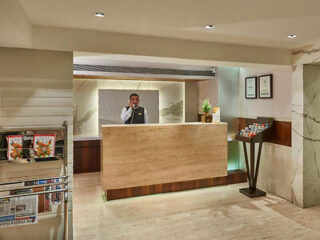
[[101, 122, 227, 128]]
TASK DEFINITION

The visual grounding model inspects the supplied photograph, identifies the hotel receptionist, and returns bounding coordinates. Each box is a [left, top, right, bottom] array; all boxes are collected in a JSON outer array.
[[121, 93, 148, 124]]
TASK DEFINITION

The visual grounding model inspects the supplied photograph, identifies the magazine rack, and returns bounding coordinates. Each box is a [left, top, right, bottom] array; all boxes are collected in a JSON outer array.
[[0, 121, 69, 240], [235, 117, 274, 198]]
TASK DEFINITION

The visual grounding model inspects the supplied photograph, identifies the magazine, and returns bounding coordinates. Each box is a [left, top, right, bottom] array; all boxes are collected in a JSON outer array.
[[7, 135, 23, 160], [33, 134, 56, 158], [0, 195, 38, 227]]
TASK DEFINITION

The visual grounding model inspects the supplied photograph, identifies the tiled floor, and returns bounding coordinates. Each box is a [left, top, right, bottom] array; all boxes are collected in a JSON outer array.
[[73, 172, 320, 240]]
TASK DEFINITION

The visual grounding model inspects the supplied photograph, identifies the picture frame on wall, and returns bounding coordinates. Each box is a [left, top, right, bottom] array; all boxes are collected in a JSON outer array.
[[245, 76, 257, 99], [259, 74, 273, 99]]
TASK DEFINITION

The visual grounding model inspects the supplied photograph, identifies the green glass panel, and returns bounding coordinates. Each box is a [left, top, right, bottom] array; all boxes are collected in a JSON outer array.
[[228, 140, 240, 170]]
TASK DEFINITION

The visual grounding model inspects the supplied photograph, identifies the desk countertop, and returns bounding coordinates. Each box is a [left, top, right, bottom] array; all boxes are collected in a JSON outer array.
[[101, 122, 227, 128]]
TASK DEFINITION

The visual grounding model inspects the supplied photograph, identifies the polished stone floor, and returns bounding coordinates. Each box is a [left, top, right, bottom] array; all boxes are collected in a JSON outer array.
[[73, 172, 320, 240]]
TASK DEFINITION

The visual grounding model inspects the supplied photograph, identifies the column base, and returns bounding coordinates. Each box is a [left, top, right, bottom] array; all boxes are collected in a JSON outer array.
[[239, 187, 266, 198]]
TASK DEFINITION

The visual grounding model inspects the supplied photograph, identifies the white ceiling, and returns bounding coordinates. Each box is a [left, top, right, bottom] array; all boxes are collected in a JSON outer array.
[[19, 0, 320, 49]]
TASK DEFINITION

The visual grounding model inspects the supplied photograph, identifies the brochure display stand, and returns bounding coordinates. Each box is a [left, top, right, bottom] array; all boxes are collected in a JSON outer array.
[[0, 122, 69, 240], [235, 117, 274, 198]]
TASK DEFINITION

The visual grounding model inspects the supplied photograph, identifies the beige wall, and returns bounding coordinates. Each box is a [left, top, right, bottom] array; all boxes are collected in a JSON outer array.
[[198, 66, 294, 204], [32, 26, 291, 66], [199, 78, 219, 111], [0, 1, 32, 48], [239, 67, 292, 121], [0, 47, 73, 240], [238, 67, 293, 204]]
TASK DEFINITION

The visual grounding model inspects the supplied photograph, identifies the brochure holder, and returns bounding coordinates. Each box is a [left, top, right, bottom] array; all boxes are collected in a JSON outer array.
[[0, 121, 69, 240], [235, 117, 274, 198]]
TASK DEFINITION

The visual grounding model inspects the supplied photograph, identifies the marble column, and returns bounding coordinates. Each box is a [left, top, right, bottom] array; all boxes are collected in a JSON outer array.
[[291, 65, 304, 207], [291, 63, 320, 208], [302, 65, 320, 207], [291, 41, 320, 208]]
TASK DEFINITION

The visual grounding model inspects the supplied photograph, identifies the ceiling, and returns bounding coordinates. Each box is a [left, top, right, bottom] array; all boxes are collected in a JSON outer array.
[[19, 0, 320, 49]]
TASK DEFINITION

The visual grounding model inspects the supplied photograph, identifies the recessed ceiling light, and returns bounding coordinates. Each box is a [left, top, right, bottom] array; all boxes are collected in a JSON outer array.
[[95, 12, 105, 18], [288, 34, 297, 39], [205, 25, 215, 30]]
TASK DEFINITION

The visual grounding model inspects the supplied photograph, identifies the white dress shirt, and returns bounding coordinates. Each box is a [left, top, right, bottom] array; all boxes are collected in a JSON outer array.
[[121, 107, 148, 123]]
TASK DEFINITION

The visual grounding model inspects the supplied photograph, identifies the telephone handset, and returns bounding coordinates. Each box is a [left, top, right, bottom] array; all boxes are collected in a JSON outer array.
[[130, 105, 136, 124], [128, 101, 137, 109]]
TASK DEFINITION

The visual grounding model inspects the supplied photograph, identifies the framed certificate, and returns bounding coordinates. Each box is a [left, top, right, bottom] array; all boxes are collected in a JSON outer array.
[[259, 74, 273, 99], [245, 77, 257, 99]]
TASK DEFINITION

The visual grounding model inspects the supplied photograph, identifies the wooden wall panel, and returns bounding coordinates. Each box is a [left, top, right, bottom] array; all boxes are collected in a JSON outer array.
[[269, 120, 292, 146], [107, 170, 247, 200], [237, 118, 291, 147], [74, 140, 101, 174]]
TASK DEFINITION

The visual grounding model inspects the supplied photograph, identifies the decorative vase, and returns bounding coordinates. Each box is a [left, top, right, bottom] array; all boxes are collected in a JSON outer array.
[[201, 113, 212, 123]]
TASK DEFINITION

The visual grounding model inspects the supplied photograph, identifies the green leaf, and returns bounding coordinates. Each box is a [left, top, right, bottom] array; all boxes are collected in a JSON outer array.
[[202, 98, 212, 113]]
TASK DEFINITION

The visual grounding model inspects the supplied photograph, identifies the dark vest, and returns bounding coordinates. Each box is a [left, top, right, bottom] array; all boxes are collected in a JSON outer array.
[[125, 106, 145, 124]]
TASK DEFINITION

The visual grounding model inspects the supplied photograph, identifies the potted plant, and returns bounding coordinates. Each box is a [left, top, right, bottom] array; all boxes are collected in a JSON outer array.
[[201, 98, 212, 123]]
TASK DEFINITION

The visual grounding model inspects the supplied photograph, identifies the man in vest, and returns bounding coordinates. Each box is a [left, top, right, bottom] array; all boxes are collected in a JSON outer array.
[[121, 93, 148, 124]]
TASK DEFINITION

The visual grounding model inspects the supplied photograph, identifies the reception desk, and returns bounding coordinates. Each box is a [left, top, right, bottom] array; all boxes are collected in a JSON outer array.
[[101, 122, 245, 200]]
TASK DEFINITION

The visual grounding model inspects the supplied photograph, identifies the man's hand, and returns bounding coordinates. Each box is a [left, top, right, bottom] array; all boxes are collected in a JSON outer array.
[[129, 102, 133, 108]]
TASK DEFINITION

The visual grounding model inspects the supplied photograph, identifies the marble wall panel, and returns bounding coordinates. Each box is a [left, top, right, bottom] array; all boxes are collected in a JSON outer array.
[[302, 65, 320, 207], [290, 42, 320, 207], [73, 79, 184, 137], [291, 64, 304, 207]]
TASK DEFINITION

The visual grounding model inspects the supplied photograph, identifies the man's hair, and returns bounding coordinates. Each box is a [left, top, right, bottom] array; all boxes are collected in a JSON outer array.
[[129, 93, 139, 99]]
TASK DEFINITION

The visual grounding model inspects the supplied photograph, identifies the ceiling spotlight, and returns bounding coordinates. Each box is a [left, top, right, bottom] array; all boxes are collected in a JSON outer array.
[[288, 34, 297, 39], [205, 25, 215, 30], [95, 12, 105, 17]]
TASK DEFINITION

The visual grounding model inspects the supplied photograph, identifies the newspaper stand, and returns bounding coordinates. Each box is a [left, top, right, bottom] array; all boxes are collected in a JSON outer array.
[[235, 117, 274, 198], [0, 121, 69, 240]]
